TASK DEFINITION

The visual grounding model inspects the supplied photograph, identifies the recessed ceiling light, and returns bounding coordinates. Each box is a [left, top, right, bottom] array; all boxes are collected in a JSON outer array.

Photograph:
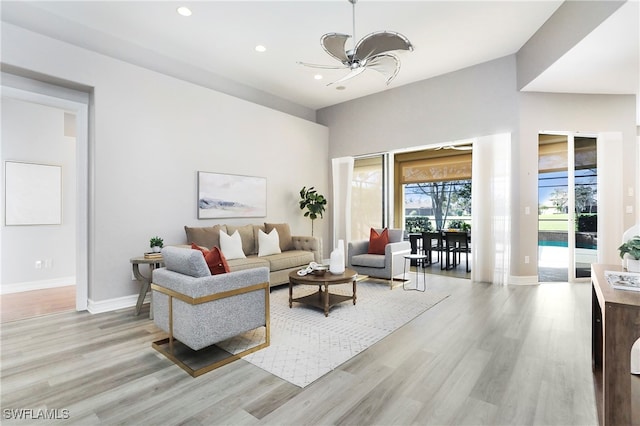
[[314, 74, 323, 80], [255, 45, 267, 53], [177, 6, 192, 17]]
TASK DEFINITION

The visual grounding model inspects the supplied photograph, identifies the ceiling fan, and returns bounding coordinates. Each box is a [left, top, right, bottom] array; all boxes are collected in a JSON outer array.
[[299, 0, 414, 86]]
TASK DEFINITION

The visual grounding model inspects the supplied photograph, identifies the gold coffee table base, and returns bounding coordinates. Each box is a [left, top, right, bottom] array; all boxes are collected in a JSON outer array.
[[288, 268, 358, 317]]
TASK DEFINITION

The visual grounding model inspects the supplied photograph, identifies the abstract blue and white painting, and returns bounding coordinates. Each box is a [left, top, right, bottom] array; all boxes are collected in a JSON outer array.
[[198, 171, 266, 219]]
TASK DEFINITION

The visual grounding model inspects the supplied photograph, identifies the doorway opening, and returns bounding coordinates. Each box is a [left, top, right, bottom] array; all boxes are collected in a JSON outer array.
[[394, 146, 472, 277], [1, 76, 89, 314]]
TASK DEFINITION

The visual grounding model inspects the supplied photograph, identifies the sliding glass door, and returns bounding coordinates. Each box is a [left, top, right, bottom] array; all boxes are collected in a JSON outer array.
[[538, 133, 597, 282]]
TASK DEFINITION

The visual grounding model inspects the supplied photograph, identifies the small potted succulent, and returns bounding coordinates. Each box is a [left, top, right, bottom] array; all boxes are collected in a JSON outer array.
[[150, 236, 164, 253], [618, 235, 640, 272]]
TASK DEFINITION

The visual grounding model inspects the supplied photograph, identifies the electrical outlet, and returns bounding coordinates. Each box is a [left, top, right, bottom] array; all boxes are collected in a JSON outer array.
[[524, 256, 530, 264], [44, 259, 53, 268], [35, 260, 42, 269]]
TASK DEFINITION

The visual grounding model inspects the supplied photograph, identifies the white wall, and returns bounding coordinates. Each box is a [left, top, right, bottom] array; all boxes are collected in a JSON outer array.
[[1, 23, 329, 306], [1, 98, 76, 288]]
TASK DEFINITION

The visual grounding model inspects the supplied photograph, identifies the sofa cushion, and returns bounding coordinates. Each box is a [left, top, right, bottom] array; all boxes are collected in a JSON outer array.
[[368, 228, 389, 255], [258, 228, 281, 257], [220, 230, 247, 260], [265, 222, 293, 251], [161, 246, 211, 278], [191, 243, 230, 275], [263, 250, 314, 272], [226, 224, 256, 256], [226, 256, 270, 272], [184, 224, 227, 249], [351, 253, 386, 268]]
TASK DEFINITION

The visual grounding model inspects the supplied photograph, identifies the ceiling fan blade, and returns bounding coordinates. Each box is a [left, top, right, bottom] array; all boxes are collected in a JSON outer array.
[[364, 53, 400, 84], [320, 33, 352, 64], [327, 66, 366, 86], [297, 61, 349, 70], [353, 31, 413, 61]]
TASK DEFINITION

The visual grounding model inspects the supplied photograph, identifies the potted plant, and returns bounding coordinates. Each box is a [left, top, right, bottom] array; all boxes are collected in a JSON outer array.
[[299, 186, 327, 236], [618, 235, 640, 272], [150, 236, 164, 253]]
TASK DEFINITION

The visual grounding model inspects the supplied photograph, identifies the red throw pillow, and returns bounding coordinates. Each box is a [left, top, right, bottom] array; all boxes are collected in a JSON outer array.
[[191, 243, 230, 275], [367, 228, 389, 255]]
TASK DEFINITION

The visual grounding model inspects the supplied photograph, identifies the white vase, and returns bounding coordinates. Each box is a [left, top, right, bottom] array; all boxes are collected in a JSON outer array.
[[627, 258, 640, 273], [329, 239, 345, 275]]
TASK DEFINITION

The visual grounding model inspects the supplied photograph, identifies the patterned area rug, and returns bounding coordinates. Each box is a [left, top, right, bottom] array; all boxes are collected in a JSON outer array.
[[218, 280, 449, 388]]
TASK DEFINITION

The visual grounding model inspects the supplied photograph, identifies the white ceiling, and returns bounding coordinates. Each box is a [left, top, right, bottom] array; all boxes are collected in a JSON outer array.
[[1, 1, 638, 112]]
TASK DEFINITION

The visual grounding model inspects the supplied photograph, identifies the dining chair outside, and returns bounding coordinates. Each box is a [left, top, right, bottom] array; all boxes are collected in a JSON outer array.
[[443, 231, 471, 272], [422, 231, 444, 265]]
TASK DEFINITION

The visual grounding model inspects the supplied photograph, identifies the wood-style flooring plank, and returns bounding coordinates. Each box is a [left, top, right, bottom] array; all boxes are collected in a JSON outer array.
[[0, 277, 599, 426]]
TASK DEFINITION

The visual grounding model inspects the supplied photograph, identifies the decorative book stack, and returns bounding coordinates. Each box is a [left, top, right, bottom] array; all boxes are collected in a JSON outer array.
[[144, 252, 163, 260], [605, 270, 640, 292]]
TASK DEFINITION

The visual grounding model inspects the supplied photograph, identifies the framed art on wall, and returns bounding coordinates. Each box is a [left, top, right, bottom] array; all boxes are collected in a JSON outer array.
[[5, 161, 62, 226], [197, 171, 267, 219]]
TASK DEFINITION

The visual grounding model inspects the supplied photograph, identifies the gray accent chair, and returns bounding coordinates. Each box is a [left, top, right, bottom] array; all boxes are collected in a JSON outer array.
[[151, 246, 270, 377], [347, 228, 411, 289]]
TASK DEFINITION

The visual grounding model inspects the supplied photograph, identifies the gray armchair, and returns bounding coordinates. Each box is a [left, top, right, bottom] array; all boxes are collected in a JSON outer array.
[[151, 246, 269, 377], [347, 228, 411, 289]]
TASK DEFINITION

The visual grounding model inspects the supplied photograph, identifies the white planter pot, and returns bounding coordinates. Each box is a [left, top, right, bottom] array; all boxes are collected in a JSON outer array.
[[627, 258, 640, 273], [152, 246, 162, 253]]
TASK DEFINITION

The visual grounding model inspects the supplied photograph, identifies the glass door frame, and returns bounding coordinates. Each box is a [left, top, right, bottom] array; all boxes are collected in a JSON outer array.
[[538, 131, 597, 283]]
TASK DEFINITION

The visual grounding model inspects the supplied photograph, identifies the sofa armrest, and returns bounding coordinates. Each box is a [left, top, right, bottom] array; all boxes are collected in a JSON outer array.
[[152, 267, 270, 299], [291, 235, 323, 263]]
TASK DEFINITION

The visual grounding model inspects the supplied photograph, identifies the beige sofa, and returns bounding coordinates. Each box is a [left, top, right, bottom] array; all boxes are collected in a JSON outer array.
[[184, 223, 322, 287]]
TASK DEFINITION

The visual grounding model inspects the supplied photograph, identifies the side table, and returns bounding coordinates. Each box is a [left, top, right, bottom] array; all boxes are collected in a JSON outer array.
[[130, 256, 163, 319], [403, 254, 427, 292]]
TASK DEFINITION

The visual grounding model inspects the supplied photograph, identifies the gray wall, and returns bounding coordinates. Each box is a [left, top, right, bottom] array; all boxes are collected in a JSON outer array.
[[1, 23, 329, 306], [318, 55, 637, 279], [318, 55, 519, 159], [1, 98, 76, 286], [516, 92, 637, 276]]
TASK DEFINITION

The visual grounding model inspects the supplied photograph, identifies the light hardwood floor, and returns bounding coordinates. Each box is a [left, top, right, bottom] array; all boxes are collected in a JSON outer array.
[[1, 286, 76, 323], [0, 276, 598, 425]]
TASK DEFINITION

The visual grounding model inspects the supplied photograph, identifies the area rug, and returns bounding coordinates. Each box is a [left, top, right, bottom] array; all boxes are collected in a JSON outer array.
[[217, 280, 449, 388]]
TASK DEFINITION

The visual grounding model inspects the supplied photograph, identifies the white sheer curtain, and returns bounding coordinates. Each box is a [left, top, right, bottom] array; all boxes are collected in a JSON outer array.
[[331, 157, 354, 260], [597, 132, 624, 265], [471, 133, 511, 284]]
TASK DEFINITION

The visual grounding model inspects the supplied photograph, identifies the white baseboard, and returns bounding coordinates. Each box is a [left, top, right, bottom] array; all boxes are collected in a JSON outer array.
[[87, 294, 149, 314], [508, 275, 539, 285], [0, 277, 75, 294]]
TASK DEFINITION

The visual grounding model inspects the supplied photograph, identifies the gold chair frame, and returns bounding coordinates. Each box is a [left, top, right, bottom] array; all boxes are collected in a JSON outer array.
[[151, 281, 270, 377]]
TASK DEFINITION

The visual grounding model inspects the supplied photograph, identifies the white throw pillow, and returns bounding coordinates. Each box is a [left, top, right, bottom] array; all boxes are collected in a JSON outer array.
[[219, 230, 246, 260], [258, 228, 281, 257]]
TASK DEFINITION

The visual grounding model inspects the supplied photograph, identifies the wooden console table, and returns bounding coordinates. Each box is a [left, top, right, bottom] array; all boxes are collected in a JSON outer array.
[[591, 263, 640, 426]]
